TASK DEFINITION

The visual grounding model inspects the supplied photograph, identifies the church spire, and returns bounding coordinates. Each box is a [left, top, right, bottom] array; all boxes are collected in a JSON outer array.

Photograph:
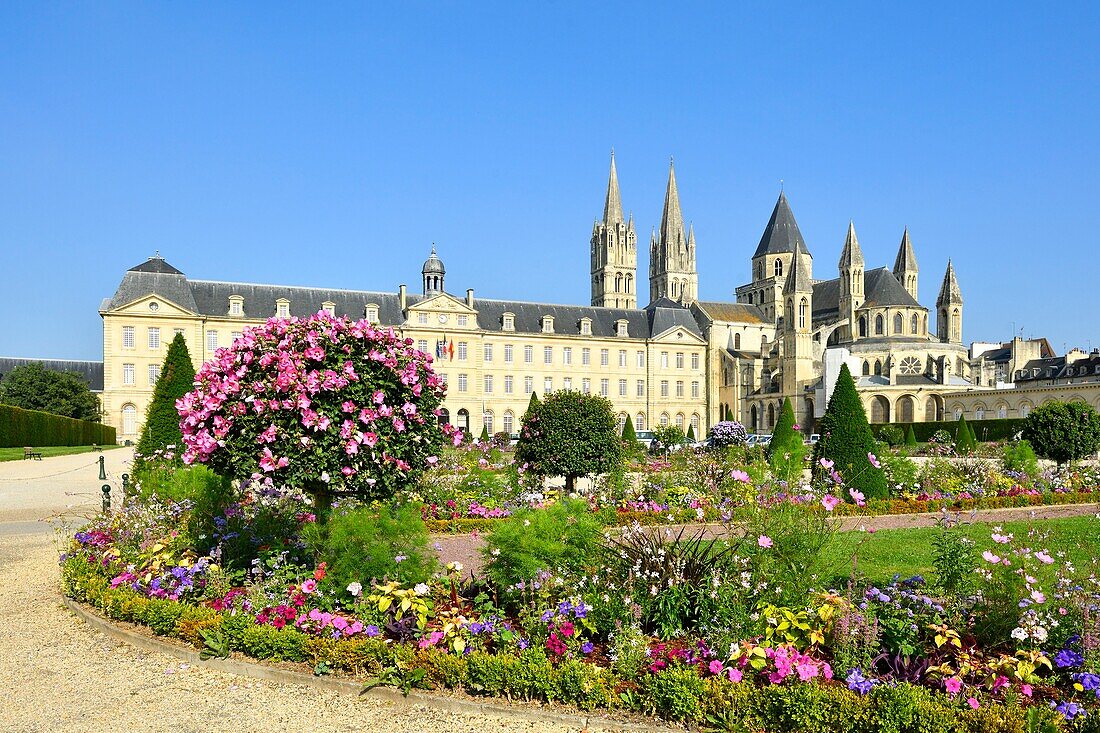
[[838, 221, 865, 340], [936, 260, 963, 343], [602, 151, 624, 224], [893, 227, 919, 300], [838, 220, 864, 268], [648, 158, 697, 306], [659, 158, 685, 247], [783, 244, 813, 296]]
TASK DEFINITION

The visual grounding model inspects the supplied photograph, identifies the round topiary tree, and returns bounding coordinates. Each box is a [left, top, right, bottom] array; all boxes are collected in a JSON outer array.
[[515, 390, 622, 493], [1022, 401, 1100, 464], [136, 332, 196, 467], [653, 424, 687, 455], [814, 363, 889, 500], [709, 420, 748, 447], [178, 313, 455, 518]]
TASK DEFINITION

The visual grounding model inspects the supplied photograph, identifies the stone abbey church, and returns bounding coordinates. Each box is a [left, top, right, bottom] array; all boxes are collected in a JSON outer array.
[[101, 155, 984, 441]]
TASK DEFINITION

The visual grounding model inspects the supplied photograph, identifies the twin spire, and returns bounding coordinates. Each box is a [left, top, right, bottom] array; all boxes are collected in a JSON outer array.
[[602, 152, 624, 225]]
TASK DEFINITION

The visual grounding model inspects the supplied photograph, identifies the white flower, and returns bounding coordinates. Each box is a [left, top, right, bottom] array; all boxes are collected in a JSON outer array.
[[414, 582, 429, 596], [446, 561, 464, 573], [347, 581, 362, 597], [1032, 626, 1048, 643], [1011, 627, 1028, 641]]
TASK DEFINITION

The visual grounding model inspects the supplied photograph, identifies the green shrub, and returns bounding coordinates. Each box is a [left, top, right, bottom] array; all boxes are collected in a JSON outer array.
[[814, 364, 889, 500], [1022, 400, 1100, 464], [239, 624, 309, 662], [879, 424, 905, 447], [515, 390, 623, 493], [769, 397, 806, 482], [642, 663, 705, 722], [305, 503, 436, 588], [954, 416, 975, 454], [905, 425, 918, 447], [482, 498, 605, 592], [0, 403, 115, 448], [1002, 439, 1039, 478], [135, 333, 196, 467], [144, 598, 187, 636], [464, 650, 524, 696]]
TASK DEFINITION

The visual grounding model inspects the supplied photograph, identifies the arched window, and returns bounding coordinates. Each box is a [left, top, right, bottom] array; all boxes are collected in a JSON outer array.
[[503, 410, 515, 435], [483, 411, 494, 435], [122, 404, 137, 436], [625, 274, 632, 292], [734, 333, 741, 350], [615, 273, 622, 293], [635, 413, 645, 431], [975, 408, 984, 421], [870, 396, 890, 423], [893, 313, 903, 334], [774, 259, 783, 277], [952, 308, 961, 336], [691, 414, 700, 434], [767, 403, 775, 428], [675, 414, 685, 430], [457, 408, 470, 432], [749, 404, 758, 430], [616, 413, 627, 433], [1020, 403, 1031, 418], [859, 316, 867, 338], [910, 313, 918, 334], [785, 300, 794, 324], [862, 361, 870, 376], [954, 408, 962, 421], [799, 298, 807, 329], [875, 314, 884, 335], [874, 360, 882, 376], [438, 408, 450, 426], [658, 413, 670, 427], [997, 405, 1007, 419]]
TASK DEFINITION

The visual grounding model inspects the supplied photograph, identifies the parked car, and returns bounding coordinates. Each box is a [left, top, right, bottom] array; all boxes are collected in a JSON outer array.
[[745, 434, 759, 446], [804, 433, 821, 446], [635, 430, 656, 451], [756, 434, 773, 447]]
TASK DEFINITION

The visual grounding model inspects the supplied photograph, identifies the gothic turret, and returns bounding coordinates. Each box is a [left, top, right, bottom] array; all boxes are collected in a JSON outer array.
[[590, 152, 637, 308], [936, 259, 963, 344], [648, 159, 697, 306], [893, 228, 919, 301], [422, 246, 445, 295], [781, 246, 815, 410], [749, 191, 810, 323], [838, 221, 865, 340]]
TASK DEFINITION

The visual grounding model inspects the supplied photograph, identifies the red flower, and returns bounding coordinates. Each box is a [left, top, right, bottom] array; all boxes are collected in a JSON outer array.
[[314, 562, 327, 581]]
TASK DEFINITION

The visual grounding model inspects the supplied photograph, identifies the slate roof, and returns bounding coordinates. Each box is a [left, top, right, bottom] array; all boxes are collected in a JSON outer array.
[[753, 192, 810, 258], [129, 256, 184, 275], [695, 301, 769, 324], [0, 357, 104, 392], [810, 267, 923, 322], [105, 257, 704, 340], [1015, 354, 1100, 383]]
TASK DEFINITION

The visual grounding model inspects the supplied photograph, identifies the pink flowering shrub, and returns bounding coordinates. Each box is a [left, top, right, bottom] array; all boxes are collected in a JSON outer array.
[[178, 313, 457, 508]]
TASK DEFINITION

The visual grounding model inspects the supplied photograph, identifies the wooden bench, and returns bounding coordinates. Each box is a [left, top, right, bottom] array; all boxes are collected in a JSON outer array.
[[23, 447, 43, 461]]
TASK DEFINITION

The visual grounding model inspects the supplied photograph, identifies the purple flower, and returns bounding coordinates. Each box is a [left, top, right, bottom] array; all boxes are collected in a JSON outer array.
[[582, 642, 594, 655], [517, 638, 529, 650], [365, 625, 380, 637], [1053, 701, 1085, 721], [846, 668, 875, 695], [1056, 648, 1084, 669]]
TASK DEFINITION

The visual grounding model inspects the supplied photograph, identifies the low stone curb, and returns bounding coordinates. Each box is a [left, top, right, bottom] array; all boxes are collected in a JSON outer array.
[[63, 597, 676, 733]]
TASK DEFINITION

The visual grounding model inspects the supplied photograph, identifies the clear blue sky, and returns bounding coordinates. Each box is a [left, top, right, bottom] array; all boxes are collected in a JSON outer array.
[[2, 3, 1098, 360]]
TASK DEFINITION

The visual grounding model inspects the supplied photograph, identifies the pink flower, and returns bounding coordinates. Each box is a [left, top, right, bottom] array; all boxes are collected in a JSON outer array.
[[819, 457, 834, 470], [758, 535, 773, 548], [1020, 684, 1033, 698], [849, 489, 866, 506], [967, 697, 979, 710], [944, 676, 962, 695], [982, 550, 1001, 564], [727, 668, 743, 683], [867, 452, 881, 469], [822, 494, 841, 511], [1035, 551, 1054, 564], [708, 660, 724, 675], [730, 470, 751, 483], [301, 579, 317, 594]]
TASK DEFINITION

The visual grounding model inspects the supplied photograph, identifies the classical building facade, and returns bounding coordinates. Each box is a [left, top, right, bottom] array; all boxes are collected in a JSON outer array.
[[101, 154, 1087, 441]]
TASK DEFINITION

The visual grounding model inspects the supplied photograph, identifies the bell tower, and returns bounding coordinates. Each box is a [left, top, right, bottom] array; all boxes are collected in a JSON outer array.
[[590, 152, 637, 308]]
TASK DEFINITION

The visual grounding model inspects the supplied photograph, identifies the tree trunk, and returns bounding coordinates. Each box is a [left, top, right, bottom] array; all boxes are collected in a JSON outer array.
[[565, 474, 575, 494]]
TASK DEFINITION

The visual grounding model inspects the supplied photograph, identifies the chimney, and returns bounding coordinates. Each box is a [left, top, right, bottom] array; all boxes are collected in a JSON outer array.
[[466, 288, 474, 308], [399, 284, 407, 311]]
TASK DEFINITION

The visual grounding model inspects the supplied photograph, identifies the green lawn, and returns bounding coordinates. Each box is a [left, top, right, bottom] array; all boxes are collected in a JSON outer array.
[[0, 444, 123, 462], [821, 514, 1100, 585]]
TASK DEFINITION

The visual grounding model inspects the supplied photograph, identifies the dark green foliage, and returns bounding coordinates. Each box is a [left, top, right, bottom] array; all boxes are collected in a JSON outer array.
[[0, 403, 115, 448], [143, 598, 187, 635], [905, 425, 918, 447], [814, 364, 889, 499], [954, 415, 975, 453], [653, 425, 686, 454], [479, 425, 490, 442], [483, 499, 605, 592], [136, 333, 196, 465], [725, 406, 735, 421], [641, 663, 705, 722], [239, 624, 310, 662], [686, 423, 695, 441], [524, 390, 540, 418], [515, 390, 623, 493], [1022, 400, 1100, 464], [769, 397, 805, 480], [879, 424, 905, 447], [0, 362, 101, 421], [304, 503, 436, 587], [621, 415, 637, 441], [870, 418, 1026, 444], [1002, 439, 1039, 477]]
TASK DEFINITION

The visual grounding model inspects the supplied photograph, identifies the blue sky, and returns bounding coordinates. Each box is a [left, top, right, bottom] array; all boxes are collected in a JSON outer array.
[[1, 3, 1098, 360]]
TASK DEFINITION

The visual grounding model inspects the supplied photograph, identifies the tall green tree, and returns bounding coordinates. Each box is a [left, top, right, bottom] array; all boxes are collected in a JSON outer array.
[[524, 390, 540, 418], [905, 424, 918, 448], [621, 415, 637, 441], [769, 397, 806, 482], [1022, 401, 1100, 464], [954, 415, 975, 454], [814, 363, 888, 499], [725, 406, 735, 421], [686, 423, 696, 441], [136, 333, 196, 464], [0, 362, 100, 421], [515, 390, 622, 493]]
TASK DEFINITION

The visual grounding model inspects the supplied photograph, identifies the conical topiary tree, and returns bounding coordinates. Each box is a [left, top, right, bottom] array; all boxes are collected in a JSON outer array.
[[970, 422, 979, 446], [479, 424, 490, 442], [814, 363, 889, 500], [686, 423, 696, 441], [136, 333, 196, 468], [955, 415, 974, 453], [622, 415, 637, 441], [725, 406, 735, 421], [524, 391, 540, 419], [905, 424, 918, 448], [769, 397, 805, 481]]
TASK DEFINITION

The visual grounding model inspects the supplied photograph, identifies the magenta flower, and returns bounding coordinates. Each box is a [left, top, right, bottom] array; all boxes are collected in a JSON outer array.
[[301, 579, 317, 594], [944, 676, 962, 695], [758, 535, 773, 548], [822, 494, 841, 511], [867, 452, 881, 468]]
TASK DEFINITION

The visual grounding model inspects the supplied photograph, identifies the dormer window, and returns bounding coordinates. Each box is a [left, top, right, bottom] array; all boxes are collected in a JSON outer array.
[[502, 312, 515, 331], [321, 301, 336, 316], [229, 296, 244, 317], [580, 318, 592, 336], [365, 304, 379, 323], [616, 320, 629, 337], [541, 316, 554, 333], [276, 299, 290, 318]]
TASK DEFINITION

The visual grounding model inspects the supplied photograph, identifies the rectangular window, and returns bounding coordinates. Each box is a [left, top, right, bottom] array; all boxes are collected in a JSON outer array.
[[676, 380, 684, 397], [366, 307, 378, 322], [148, 364, 161, 385], [503, 315, 515, 331], [148, 327, 160, 350], [206, 330, 218, 351], [524, 345, 534, 363], [484, 375, 493, 394], [636, 380, 645, 397], [277, 303, 290, 318], [483, 344, 493, 362], [418, 312, 429, 325], [231, 331, 242, 343], [122, 326, 135, 349], [582, 378, 591, 394], [457, 342, 468, 361], [504, 375, 514, 394], [230, 300, 242, 316], [618, 379, 627, 396], [504, 344, 514, 363], [691, 353, 700, 370], [418, 339, 429, 353], [440, 373, 448, 386], [600, 349, 609, 366], [582, 348, 591, 366], [122, 363, 134, 385], [691, 380, 700, 398], [580, 320, 591, 335], [563, 377, 572, 390], [524, 376, 534, 394], [660, 380, 669, 397], [600, 379, 609, 397], [676, 352, 684, 369], [457, 315, 468, 327], [544, 376, 553, 393], [173, 328, 185, 338], [563, 347, 572, 365], [458, 374, 468, 392], [637, 351, 645, 368], [618, 350, 627, 368], [661, 352, 669, 368], [544, 346, 553, 364]]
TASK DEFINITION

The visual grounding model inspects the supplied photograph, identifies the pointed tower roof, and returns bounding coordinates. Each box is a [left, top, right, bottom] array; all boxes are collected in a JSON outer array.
[[658, 159, 686, 246], [602, 151, 624, 224], [936, 260, 962, 305], [754, 191, 810, 258], [783, 246, 813, 295], [893, 227, 918, 274], [838, 220, 864, 268]]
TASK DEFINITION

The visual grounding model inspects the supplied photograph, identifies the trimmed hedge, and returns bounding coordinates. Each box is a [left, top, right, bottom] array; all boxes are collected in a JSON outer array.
[[0, 404, 116, 448], [61, 555, 1066, 730], [871, 418, 1025, 444]]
